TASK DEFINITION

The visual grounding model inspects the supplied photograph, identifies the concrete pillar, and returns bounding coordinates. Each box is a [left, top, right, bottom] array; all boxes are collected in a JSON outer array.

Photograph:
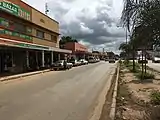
[[42, 51, 45, 67], [58, 53, 60, 61], [51, 51, 54, 64], [35, 52, 39, 69], [26, 51, 29, 68]]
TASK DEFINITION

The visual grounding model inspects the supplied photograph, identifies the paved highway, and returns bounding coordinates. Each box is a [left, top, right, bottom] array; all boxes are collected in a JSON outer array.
[[0, 62, 116, 120], [147, 61, 160, 72]]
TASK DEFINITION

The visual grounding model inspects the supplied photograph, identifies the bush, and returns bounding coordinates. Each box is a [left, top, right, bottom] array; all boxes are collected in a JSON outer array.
[[137, 72, 155, 80], [125, 61, 140, 73], [150, 90, 160, 105]]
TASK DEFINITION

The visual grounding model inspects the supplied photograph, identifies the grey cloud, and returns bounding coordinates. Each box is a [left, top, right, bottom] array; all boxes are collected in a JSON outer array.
[[48, 0, 125, 52]]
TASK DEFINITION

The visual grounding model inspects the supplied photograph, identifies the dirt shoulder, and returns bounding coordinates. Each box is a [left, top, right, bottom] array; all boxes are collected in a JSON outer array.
[[115, 62, 160, 120]]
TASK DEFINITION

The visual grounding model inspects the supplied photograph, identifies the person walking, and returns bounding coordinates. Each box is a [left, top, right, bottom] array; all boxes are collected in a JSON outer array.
[[63, 59, 67, 70]]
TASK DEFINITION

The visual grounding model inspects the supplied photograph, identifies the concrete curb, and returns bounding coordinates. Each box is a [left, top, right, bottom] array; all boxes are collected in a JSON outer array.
[[89, 66, 117, 120], [109, 64, 120, 120], [0, 69, 51, 82]]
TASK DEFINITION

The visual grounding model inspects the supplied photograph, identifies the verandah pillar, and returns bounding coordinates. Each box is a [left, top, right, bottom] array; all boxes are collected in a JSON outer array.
[[42, 50, 45, 67]]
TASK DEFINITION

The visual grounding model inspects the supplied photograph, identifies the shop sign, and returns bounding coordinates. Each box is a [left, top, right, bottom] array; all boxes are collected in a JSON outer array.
[[0, 29, 32, 41], [15, 43, 49, 50], [0, 1, 31, 21], [0, 39, 49, 50]]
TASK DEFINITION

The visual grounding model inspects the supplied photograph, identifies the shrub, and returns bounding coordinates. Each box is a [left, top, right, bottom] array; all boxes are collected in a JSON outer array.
[[137, 72, 155, 80], [150, 90, 160, 105], [125, 61, 140, 73]]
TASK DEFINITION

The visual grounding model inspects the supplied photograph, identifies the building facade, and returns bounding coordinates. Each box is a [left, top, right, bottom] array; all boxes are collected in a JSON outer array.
[[0, 0, 71, 75], [64, 42, 88, 59]]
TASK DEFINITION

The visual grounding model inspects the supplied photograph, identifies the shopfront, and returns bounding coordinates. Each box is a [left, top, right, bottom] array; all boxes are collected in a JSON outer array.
[[0, 37, 71, 75]]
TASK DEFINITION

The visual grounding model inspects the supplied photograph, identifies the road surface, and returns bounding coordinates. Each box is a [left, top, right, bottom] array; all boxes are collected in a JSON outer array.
[[0, 62, 116, 120], [147, 61, 160, 72]]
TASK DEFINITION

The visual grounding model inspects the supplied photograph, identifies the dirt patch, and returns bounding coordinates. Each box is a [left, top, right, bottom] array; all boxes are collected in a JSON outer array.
[[115, 63, 160, 120]]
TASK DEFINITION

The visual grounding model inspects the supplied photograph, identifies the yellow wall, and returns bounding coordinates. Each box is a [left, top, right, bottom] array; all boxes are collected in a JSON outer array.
[[33, 38, 57, 47], [32, 28, 59, 47], [31, 9, 59, 34]]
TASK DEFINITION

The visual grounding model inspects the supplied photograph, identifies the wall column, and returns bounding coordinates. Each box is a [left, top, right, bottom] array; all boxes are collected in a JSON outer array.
[[58, 53, 60, 61], [35, 51, 39, 69], [26, 51, 29, 68], [51, 51, 54, 64], [42, 51, 45, 67]]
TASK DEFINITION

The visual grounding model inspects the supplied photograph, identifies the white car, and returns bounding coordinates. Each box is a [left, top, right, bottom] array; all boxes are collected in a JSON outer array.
[[79, 59, 88, 65], [51, 60, 73, 70], [70, 59, 81, 66], [152, 57, 160, 63], [88, 57, 95, 63]]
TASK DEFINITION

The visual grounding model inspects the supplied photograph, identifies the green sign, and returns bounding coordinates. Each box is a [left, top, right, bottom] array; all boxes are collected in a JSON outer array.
[[0, 1, 31, 20], [0, 29, 32, 41], [15, 43, 49, 50]]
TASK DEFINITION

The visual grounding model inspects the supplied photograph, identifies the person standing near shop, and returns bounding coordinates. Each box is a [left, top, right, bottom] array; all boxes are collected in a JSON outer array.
[[63, 58, 67, 70]]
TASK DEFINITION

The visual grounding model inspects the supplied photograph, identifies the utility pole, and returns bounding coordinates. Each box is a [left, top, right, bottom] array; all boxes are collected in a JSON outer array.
[[45, 2, 49, 15]]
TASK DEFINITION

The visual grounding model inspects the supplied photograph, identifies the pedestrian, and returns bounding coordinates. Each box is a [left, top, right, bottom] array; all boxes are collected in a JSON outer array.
[[63, 59, 67, 70]]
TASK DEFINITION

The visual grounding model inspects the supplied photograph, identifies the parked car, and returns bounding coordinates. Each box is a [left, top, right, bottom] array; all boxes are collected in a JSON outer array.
[[152, 56, 160, 63], [109, 58, 115, 63], [96, 58, 100, 62], [138, 56, 148, 64], [70, 59, 81, 66], [51, 60, 73, 70], [79, 59, 88, 65], [105, 58, 109, 62], [88, 57, 95, 63]]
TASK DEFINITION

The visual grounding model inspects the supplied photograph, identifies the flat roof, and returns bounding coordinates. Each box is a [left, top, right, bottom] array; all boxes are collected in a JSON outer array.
[[21, 0, 59, 24]]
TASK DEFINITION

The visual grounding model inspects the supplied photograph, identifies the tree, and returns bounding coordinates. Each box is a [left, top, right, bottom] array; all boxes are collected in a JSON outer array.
[[59, 36, 78, 48], [121, 0, 160, 80]]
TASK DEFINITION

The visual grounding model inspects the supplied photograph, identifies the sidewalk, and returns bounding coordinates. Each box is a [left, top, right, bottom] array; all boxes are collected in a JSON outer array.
[[0, 69, 51, 82]]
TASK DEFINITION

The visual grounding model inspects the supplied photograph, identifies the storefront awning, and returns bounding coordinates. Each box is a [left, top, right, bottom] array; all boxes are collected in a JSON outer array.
[[0, 38, 72, 54]]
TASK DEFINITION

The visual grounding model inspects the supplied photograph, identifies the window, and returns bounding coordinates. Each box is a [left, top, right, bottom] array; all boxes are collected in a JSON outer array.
[[51, 35, 57, 42], [14, 23, 26, 33], [0, 17, 9, 27], [36, 30, 44, 39]]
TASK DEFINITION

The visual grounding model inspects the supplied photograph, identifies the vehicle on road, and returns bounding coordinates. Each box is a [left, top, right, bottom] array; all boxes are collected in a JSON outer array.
[[88, 57, 96, 63], [138, 56, 148, 64], [105, 58, 109, 62], [152, 56, 160, 63], [109, 58, 115, 63], [51, 60, 73, 70], [79, 59, 88, 65], [96, 58, 100, 62], [70, 59, 81, 66]]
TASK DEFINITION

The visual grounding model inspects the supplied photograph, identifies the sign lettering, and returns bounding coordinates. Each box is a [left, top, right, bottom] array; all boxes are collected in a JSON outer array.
[[0, 29, 32, 41], [0, 1, 31, 21]]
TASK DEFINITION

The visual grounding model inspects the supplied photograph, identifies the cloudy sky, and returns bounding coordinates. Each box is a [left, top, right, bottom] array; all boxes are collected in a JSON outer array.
[[22, 0, 125, 53]]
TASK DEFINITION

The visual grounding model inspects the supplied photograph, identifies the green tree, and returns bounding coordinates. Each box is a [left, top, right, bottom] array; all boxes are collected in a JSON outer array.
[[59, 36, 78, 48], [121, 0, 160, 80]]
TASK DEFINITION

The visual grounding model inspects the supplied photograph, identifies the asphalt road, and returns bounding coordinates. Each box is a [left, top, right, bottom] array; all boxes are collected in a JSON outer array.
[[0, 61, 116, 120], [147, 61, 160, 72]]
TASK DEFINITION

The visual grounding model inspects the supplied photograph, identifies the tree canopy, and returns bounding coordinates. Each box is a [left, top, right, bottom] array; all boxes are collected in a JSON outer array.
[[59, 36, 78, 48]]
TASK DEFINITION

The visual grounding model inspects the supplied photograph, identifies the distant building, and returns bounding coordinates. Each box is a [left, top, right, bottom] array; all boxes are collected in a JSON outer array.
[[64, 42, 88, 59]]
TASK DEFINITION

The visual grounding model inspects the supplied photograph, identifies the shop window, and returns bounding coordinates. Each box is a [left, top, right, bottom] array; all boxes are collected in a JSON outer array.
[[26, 27, 32, 33], [0, 17, 9, 27], [36, 30, 44, 39], [14, 23, 26, 33]]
